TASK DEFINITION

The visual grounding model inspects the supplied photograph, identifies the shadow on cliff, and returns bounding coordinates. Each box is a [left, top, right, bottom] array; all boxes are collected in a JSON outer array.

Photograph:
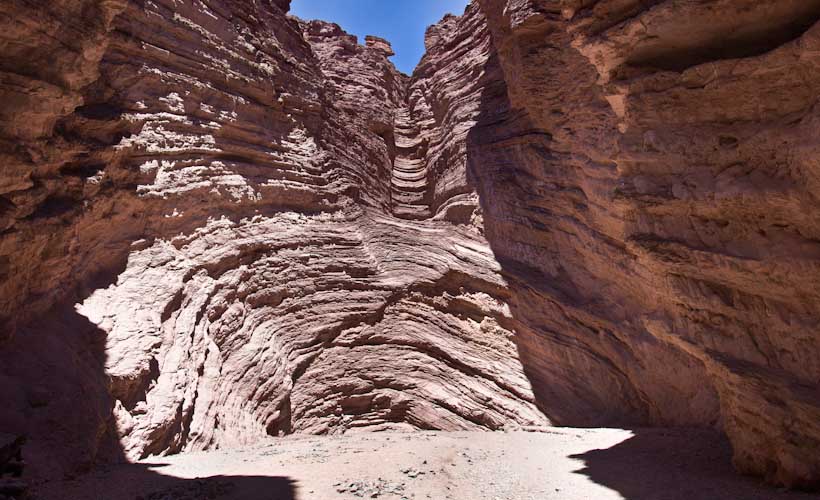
[[462, 31, 806, 500], [462, 46, 625, 428], [462, 19, 724, 429], [568, 428, 814, 500], [0, 267, 297, 500]]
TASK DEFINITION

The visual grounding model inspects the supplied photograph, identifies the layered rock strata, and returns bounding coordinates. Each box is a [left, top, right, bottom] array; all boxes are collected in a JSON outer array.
[[0, 0, 818, 491], [474, 0, 820, 489], [0, 0, 546, 477]]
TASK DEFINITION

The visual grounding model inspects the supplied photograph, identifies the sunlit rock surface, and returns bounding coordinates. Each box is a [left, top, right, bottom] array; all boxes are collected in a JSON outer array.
[[0, 0, 545, 477]]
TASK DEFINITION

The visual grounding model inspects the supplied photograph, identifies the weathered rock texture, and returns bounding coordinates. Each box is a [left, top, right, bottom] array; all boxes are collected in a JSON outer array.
[[0, 0, 545, 479], [0, 0, 819, 490], [473, 0, 820, 489]]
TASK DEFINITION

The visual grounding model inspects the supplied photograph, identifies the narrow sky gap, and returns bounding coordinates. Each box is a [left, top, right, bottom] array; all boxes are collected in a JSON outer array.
[[290, 0, 471, 74]]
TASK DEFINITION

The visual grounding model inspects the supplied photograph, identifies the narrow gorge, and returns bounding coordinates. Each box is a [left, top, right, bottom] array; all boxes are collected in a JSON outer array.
[[1, 0, 819, 497]]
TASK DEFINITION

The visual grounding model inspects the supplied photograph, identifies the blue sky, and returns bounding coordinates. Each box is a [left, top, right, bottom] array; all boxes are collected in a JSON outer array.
[[291, 0, 471, 74]]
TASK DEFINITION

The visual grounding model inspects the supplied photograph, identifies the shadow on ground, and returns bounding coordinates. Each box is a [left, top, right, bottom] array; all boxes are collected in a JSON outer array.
[[35, 463, 297, 500], [570, 428, 815, 500]]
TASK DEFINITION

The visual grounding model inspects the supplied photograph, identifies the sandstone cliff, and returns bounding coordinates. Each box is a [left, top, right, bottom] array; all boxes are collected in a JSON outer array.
[[0, 0, 546, 477], [474, 0, 820, 488], [0, 0, 818, 490]]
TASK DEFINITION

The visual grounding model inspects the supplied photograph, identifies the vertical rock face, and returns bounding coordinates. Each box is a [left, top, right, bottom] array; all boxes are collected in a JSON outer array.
[[474, 0, 820, 489], [0, 0, 818, 490]]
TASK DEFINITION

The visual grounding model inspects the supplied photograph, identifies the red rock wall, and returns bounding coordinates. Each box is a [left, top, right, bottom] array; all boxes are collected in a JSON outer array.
[[475, 0, 820, 489], [0, 0, 818, 490], [0, 0, 546, 478]]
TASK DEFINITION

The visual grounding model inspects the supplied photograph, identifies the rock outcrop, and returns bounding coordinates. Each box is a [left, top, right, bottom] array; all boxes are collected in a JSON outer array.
[[0, 0, 818, 491]]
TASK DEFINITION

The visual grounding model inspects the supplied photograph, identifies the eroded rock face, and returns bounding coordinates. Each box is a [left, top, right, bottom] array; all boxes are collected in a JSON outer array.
[[0, 0, 545, 477], [0, 0, 818, 490], [474, 0, 820, 489]]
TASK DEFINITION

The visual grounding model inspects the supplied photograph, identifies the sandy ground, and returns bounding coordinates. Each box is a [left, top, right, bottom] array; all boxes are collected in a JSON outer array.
[[34, 428, 815, 500]]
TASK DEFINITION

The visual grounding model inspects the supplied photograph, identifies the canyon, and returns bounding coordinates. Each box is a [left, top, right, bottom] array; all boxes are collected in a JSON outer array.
[[0, 0, 819, 496]]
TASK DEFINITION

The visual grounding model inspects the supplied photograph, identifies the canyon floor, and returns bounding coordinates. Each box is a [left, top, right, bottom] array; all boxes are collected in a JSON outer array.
[[33, 429, 813, 500]]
